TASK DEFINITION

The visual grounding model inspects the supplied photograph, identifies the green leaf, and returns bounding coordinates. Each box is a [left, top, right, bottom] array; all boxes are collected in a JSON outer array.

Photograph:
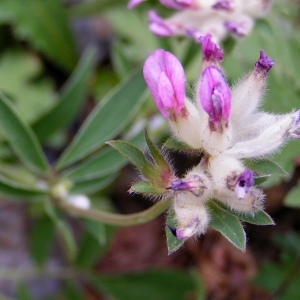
[[166, 209, 184, 254], [0, 94, 50, 174], [0, 50, 54, 124], [63, 147, 126, 182], [245, 159, 288, 178], [0, 0, 78, 71], [285, 184, 300, 208], [107, 140, 158, 180], [144, 131, 169, 170], [213, 200, 275, 226], [82, 219, 106, 245], [46, 203, 77, 261], [130, 181, 166, 195], [234, 210, 275, 226], [56, 68, 147, 169], [163, 137, 194, 151], [208, 201, 246, 251], [64, 281, 85, 300], [17, 284, 32, 300], [111, 41, 133, 77], [89, 269, 195, 300], [29, 216, 55, 267], [32, 47, 97, 141], [0, 173, 47, 200], [70, 174, 117, 195]]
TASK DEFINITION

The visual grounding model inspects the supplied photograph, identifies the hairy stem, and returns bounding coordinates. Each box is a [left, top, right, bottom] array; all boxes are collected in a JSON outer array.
[[57, 198, 172, 226]]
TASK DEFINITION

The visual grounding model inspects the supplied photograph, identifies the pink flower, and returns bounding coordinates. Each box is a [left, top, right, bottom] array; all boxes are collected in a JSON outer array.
[[199, 34, 224, 62], [160, 0, 196, 10], [143, 49, 186, 118], [127, 0, 146, 9], [199, 66, 231, 129], [149, 10, 175, 36]]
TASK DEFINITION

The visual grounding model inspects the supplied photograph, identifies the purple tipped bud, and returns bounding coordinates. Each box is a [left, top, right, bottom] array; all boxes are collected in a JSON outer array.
[[199, 66, 231, 128], [176, 227, 194, 240], [160, 0, 195, 10], [235, 169, 254, 200], [149, 11, 174, 36], [127, 0, 146, 9], [170, 175, 206, 196], [255, 50, 275, 74], [224, 21, 249, 37], [143, 49, 186, 118], [212, 1, 233, 10], [199, 34, 224, 62], [167, 225, 192, 240]]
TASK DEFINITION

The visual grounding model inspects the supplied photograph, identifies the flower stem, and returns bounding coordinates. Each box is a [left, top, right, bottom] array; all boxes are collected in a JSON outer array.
[[57, 199, 172, 226]]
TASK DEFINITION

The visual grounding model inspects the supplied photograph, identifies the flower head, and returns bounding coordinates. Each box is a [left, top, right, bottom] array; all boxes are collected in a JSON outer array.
[[130, 0, 273, 42], [141, 35, 300, 243]]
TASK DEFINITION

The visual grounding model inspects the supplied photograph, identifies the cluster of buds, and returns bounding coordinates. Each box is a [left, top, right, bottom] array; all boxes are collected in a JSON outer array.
[[128, 0, 272, 42], [142, 35, 300, 240]]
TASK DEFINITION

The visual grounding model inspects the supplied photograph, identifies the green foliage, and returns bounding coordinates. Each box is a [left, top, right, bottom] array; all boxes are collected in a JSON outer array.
[[0, 50, 54, 123], [0, 94, 49, 174], [29, 216, 55, 267], [166, 209, 184, 254], [208, 201, 246, 251], [89, 269, 196, 300], [0, 0, 78, 71], [56, 68, 147, 169], [32, 47, 97, 141], [284, 184, 300, 208], [254, 233, 300, 299]]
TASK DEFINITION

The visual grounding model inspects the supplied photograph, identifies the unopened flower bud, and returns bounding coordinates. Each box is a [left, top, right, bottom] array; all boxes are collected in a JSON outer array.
[[224, 19, 253, 37], [143, 49, 186, 118], [212, 1, 234, 11], [199, 34, 224, 65], [160, 0, 196, 10], [255, 50, 276, 76], [199, 66, 231, 130], [173, 193, 210, 239], [127, 0, 146, 9], [148, 11, 175, 36], [230, 50, 275, 125], [170, 167, 211, 197]]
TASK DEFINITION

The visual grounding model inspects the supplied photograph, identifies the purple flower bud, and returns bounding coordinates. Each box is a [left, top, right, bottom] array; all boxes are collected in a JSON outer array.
[[160, 0, 196, 10], [170, 175, 206, 196], [199, 34, 224, 62], [199, 66, 231, 127], [224, 21, 249, 37], [167, 223, 197, 240], [127, 0, 146, 9], [255, 50, 275, 74], [212, 1, 233, 11], [143, 49, 186, 118], [149, 11, 174, 36], [235, 169, 254, 200]]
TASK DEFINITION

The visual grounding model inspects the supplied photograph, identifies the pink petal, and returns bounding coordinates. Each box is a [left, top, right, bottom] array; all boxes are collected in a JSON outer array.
[[199, 66, 231, 124], [143, 49, 186, 118], [127, 0, 146, 9], [148, 11, 174, 36]]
